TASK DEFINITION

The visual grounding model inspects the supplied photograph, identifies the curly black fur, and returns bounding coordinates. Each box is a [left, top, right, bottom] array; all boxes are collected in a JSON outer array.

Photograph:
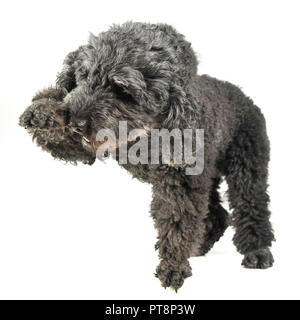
[[19, 22, 275, 290]]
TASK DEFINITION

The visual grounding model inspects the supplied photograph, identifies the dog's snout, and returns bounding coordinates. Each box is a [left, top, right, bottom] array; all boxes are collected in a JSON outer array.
[[19, 110, 34, 128]]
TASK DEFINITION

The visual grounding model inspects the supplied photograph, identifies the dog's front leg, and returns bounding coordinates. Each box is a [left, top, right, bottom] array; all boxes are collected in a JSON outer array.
[[151, 183, 207, 291]]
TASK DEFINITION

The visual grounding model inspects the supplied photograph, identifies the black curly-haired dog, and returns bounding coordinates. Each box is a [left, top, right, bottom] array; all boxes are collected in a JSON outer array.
[[19, 22, 275, 290]]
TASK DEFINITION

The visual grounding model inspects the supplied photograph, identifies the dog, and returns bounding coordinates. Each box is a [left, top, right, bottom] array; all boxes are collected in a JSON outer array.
[[19, 22, 275, 290]]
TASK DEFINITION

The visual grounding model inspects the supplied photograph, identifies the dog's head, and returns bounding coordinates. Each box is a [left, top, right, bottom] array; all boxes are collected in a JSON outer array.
[[20, 23, 198, 161], [65, 65, 161, 154], [65, 24, 198, 155]]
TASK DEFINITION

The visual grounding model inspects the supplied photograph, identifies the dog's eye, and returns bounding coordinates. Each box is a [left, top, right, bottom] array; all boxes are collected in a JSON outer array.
[[70, 119, 88, 134]]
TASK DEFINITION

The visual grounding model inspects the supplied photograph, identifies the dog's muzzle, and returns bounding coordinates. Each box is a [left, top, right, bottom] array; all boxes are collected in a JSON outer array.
[[81, 135, 95, 153]]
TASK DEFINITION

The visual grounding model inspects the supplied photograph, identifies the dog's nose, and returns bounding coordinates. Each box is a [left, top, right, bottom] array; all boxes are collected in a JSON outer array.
[[19, 110, 33, 128]]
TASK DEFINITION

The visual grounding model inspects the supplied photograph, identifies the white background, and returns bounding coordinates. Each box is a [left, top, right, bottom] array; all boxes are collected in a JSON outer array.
[[0, 0, 299, 299]]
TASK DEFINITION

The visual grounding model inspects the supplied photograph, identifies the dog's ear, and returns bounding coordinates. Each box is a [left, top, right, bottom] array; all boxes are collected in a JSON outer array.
[[109, 66, 149, 107], [162, 83, 193, 129]]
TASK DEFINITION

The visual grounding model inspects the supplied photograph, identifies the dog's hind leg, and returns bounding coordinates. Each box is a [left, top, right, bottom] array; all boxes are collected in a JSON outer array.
[[221, 107, 275, 268], [193, 177, 229, 256]]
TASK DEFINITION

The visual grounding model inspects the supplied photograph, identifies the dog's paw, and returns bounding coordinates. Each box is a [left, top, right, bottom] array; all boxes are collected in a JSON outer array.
[[242, 247, 274, 269], [155, 260, 192, 291]]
